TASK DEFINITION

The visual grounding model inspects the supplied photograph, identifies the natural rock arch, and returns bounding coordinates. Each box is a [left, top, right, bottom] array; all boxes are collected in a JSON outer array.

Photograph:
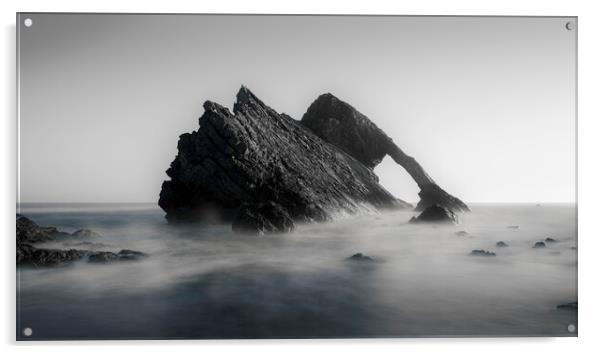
[[300, 93, 469, 212]]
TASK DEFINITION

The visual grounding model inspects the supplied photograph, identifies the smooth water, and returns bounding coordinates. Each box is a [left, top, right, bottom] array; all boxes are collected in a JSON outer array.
[[16, 203, 577, 340]]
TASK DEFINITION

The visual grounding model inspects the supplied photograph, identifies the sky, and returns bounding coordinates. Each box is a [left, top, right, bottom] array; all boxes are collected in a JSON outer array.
[[18, 14, 576, 203]]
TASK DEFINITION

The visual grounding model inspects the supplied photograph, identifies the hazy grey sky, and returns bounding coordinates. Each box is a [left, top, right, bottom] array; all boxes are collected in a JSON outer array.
[[18, 14, 576, 203]]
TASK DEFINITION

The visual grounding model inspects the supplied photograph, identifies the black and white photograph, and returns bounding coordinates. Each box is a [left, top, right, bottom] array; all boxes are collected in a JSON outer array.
[[15, 13, 577, 341]]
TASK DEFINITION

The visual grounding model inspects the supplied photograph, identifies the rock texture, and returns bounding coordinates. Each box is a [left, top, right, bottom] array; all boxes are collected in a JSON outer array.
[[469, 249, 496, 257], [409, 204, 458, 224], [533, 242, 546, 248], [16, 215, 146, 267], [301, 93, 469, 212], [347, 253, 375, 262], [159, 87, 411, 232]]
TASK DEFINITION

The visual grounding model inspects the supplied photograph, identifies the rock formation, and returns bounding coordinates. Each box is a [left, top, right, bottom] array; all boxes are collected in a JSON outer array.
[[301, 93, 469, 212], [409, 204, 458, 224], [16, 215, 146, 267], [347, 253, 375, 262], [532, 242, 546, 248], [469, 249, 496, 257], [159, 87, 411, 232]]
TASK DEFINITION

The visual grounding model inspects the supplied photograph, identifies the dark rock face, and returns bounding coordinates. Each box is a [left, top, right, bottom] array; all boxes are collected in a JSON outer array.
[[17, 215, 146, 267], [85, 250, 148, 263], [409, 204, 458, 224], [301, 93, 469, 212], [470, 249, 496, 256], [496, 241, 509, 247], [232, 202, 295, 234], [533, 242, 546, 248], [159, 87, 411, 232], [347, 253, 374, 262], [17, 243, 85, 266], [117, 249, 148, 261], [545, 237, 557, 243], [17, 216, 61, 243]]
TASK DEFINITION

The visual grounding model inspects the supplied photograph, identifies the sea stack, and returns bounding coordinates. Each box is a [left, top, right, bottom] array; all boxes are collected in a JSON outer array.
[[158, 87, 411, 233]]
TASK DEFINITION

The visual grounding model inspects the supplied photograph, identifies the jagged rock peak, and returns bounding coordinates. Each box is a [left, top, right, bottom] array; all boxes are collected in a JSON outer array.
[[234, 85, 268, 113]]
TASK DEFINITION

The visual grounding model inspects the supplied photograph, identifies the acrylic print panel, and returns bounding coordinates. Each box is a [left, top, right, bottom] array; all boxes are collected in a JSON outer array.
[[16, 13, 577, 340]]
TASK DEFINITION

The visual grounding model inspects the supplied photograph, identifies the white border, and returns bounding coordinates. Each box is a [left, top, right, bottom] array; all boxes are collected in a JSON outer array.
[[3, 1, 601, 353]]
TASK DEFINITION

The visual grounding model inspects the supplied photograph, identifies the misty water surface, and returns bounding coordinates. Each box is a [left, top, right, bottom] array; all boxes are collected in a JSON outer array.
[[17, 203, 577, 339]]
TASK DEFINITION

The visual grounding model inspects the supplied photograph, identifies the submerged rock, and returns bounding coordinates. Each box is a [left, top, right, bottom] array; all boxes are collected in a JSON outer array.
[[533, 241, 546, 248], [469, 249, 496, 257], [409, 204, 458, 224], [301, 93, 469, 213], [556, 302, 577, 311], [496, 241, 509, 247], [506, 225, 520, 229], [88, 250, 148, 263], [159, 86, 412, 231], [455, 231, 469, 237], [117, 249, 148, 261], [545, 237, 557, 243], [347, 253, 374, 262]]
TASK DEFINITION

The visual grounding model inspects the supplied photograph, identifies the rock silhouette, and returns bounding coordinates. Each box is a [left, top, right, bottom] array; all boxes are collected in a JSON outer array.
[[16, 215, 146, 267], [301, 93, 469, 212], [470, 249, 496, 257], [409, 204, 458, 224], [159, 87, 414, 232]]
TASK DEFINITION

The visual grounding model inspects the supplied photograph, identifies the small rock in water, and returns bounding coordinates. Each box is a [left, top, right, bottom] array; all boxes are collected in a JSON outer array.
[[71, 229, 102, 238], [455, 231, 469, 237], [532, 241, 546, 248], [88, 249, 148, 263], [117, 249, 148, 261], [469, 249, 496, 257], [506, 225, 520, 229], [496, 241, 509, 247], [556, 302, 577, 311], [347, 253, 374, 262], [544, 237, 557, 243], [535, 204, 541, 207], [409, 204, 458, 224]]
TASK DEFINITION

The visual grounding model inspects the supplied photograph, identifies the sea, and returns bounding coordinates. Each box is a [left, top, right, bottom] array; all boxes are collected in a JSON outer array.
[[16, 203, 577, 340]]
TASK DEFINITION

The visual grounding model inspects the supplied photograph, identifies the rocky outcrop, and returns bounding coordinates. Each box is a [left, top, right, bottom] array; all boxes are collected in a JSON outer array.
[[159, 87, 411, 232], [17, 243, 85, 266], [347, 253, 374, 262], [496, 241, 509, 247], [533, 242, 546, 248], [16, 215, 146, 267], [469, 249, 496, 256], [409, 204, 458, 224], [301, 93, 469, 212], [17, 216, 67, 243], [87, 249, 147, 263]]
